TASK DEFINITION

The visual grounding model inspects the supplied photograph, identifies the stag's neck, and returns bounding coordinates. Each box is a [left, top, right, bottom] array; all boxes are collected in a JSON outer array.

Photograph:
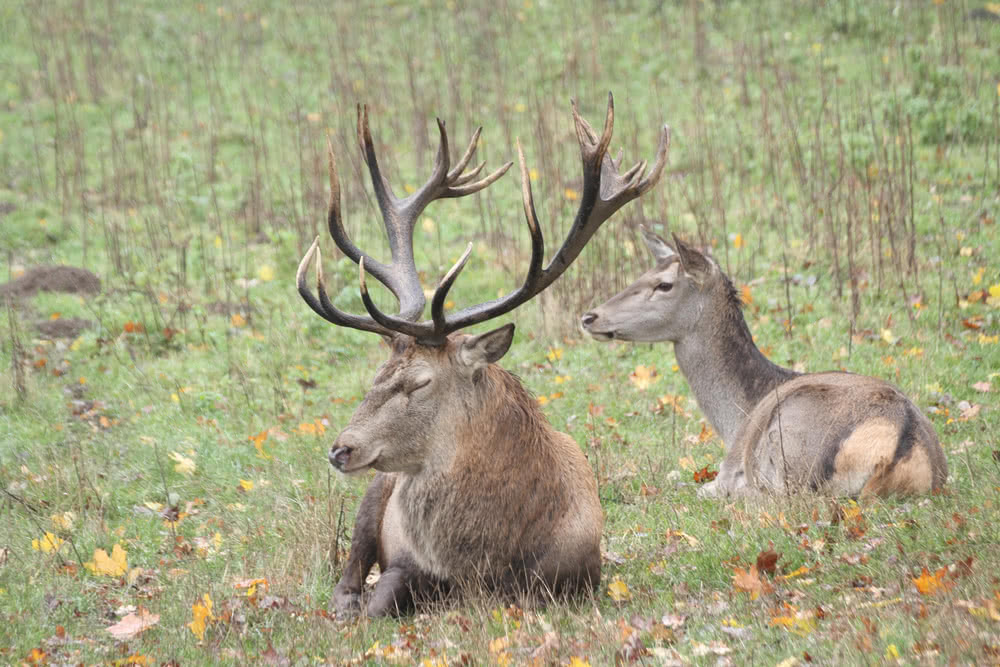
[[673, 288, 798, 446]]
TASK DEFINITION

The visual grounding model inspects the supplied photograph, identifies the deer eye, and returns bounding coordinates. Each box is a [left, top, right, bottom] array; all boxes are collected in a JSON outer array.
[[655, 282, 673, 293]]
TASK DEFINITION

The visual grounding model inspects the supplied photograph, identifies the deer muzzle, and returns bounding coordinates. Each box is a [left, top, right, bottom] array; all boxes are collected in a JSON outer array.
[[329, 445, 353, 471]]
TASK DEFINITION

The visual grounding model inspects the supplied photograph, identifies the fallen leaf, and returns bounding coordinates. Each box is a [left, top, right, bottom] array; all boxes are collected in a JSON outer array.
[[693, 465, 718, 484], [629, 365, 660, 391], [973, 381, 991, 393], [106, 609, 160, 640], [169, 452, 196, 475], [32, 532, 65, 553], [85, 544, 128, 577], [959, 403, 981, 421], [187, 593, 214, 641], [608, 577, 632, 603], [756, 549, 780, 575], [913, 566, 951, 595], [732, 565, 773, 600]]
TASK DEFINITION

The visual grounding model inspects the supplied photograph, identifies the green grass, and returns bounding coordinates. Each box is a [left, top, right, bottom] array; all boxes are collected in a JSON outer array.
[[2, 0, 999, 664]]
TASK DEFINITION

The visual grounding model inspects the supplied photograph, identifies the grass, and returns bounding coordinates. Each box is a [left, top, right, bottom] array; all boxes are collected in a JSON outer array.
[[1, 0, 999, 663]]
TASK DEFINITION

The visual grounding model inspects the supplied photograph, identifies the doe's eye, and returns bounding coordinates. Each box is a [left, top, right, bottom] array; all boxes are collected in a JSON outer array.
[[655, 282, 673, 293]]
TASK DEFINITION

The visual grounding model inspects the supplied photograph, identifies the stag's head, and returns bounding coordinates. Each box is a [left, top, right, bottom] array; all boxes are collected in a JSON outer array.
[[581, 226, 721, 344], [298, 98, 669, 475]]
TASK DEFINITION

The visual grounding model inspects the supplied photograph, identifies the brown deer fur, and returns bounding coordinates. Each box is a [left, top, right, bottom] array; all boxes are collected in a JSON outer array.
[[581, 227, 947, 498]]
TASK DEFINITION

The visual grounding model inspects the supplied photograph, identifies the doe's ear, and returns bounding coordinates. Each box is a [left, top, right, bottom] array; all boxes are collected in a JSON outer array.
[[671, 233, 713, 279], [459, 323, 515, 369], [639, 224, 675, 263]]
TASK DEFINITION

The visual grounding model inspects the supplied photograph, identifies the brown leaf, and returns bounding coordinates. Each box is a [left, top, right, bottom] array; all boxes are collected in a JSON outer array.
[[732, 565, 773, 600], [106, 609, 159, 640], [755, 549, 781, 576], [959, 403, 981, 421], [973, 381, 992, 393]]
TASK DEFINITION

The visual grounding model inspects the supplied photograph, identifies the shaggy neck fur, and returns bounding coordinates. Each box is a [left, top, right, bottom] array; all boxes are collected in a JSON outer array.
[[673, 274, 798, 445]]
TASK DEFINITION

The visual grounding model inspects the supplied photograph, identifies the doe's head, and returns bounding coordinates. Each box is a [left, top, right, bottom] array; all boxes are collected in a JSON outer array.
[[580, 225, 719, 343]]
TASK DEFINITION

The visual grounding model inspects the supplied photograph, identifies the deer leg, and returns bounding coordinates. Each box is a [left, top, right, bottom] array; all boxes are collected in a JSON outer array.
[[365, 552, 436, 617], [332, 473, 394, 618]]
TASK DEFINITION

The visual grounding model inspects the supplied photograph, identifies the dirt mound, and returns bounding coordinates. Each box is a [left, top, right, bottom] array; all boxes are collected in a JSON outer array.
[[0, 266, 101, 299], [35, 317, 93, 339]]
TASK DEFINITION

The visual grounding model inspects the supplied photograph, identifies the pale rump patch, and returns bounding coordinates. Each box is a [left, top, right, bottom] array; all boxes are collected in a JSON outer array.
[[830, 418, 899, 495], [863, 445, 934, 496]]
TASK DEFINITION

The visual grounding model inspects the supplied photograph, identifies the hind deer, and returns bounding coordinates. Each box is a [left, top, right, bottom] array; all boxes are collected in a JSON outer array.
[[581, 226, 947, 498], [298, 97, 669, 616]]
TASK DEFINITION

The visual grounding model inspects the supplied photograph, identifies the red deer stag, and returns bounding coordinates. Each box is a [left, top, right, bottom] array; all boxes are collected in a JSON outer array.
[[581, 226, 946, 498], [298, 97, 668, 616]]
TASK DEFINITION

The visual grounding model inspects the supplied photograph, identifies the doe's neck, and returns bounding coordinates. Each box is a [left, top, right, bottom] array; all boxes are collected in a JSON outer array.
[[673, 284, 797, 445]]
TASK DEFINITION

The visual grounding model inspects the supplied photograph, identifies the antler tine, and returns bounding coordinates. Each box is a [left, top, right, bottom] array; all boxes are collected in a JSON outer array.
[[637, 124, 671, 194], [450, 160, 486, 186], [447, 127, 482, 181], [296, 237, 394, 336], [430, 243, 474, 336], [443, 160, 513, 197]]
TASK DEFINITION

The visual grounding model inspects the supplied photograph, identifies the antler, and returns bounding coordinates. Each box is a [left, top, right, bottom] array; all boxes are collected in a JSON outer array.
[[299, 94, 669, 346], [433, 93, 670, 335], [297, 105, 512, 337]]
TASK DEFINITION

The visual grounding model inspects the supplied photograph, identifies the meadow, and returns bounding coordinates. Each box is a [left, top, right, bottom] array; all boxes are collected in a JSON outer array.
[[1, 0, 999, 663]]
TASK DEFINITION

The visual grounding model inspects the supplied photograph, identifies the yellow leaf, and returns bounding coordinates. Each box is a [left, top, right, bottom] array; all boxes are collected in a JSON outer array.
[[885, 644, 900, 659], [169, 452, 196, 476], [230, 313, 247, 327], [564, 188, 579, 201], [546, 347, 563, 362], [607, 577, 632, 602], [187, 593, 214, 640], [238, 479, 254, 492], [258, 265, 274, 282], [488, 637, 509, 654], [50, 512, 76, 531], [214, 235, 222, 249], [732, 233, 744, 249], [568, 658, 592, 667], [770, 613, 816, 636], [537, 395, 549, 406], [740, 284, 753, 304], [629, 364, 660, 391], [421, 217, 435, 233], [32, 532, 65, 553], [85, 544, 128, 577]]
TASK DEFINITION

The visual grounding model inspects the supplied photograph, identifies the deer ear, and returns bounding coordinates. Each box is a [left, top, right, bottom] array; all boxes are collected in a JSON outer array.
[[459, 323, 515, 369], [640, 224, 675, 263], [671, 234, 713, 279]]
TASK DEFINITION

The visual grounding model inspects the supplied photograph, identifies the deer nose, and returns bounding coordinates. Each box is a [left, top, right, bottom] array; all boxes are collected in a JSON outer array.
[[329, 446, 352, 470], [580, 312, 598, 330]]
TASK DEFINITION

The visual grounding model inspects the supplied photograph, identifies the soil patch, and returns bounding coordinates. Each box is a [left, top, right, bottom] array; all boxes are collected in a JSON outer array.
[[0, 266, 101, 300], [35, 317, 93, 339]]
